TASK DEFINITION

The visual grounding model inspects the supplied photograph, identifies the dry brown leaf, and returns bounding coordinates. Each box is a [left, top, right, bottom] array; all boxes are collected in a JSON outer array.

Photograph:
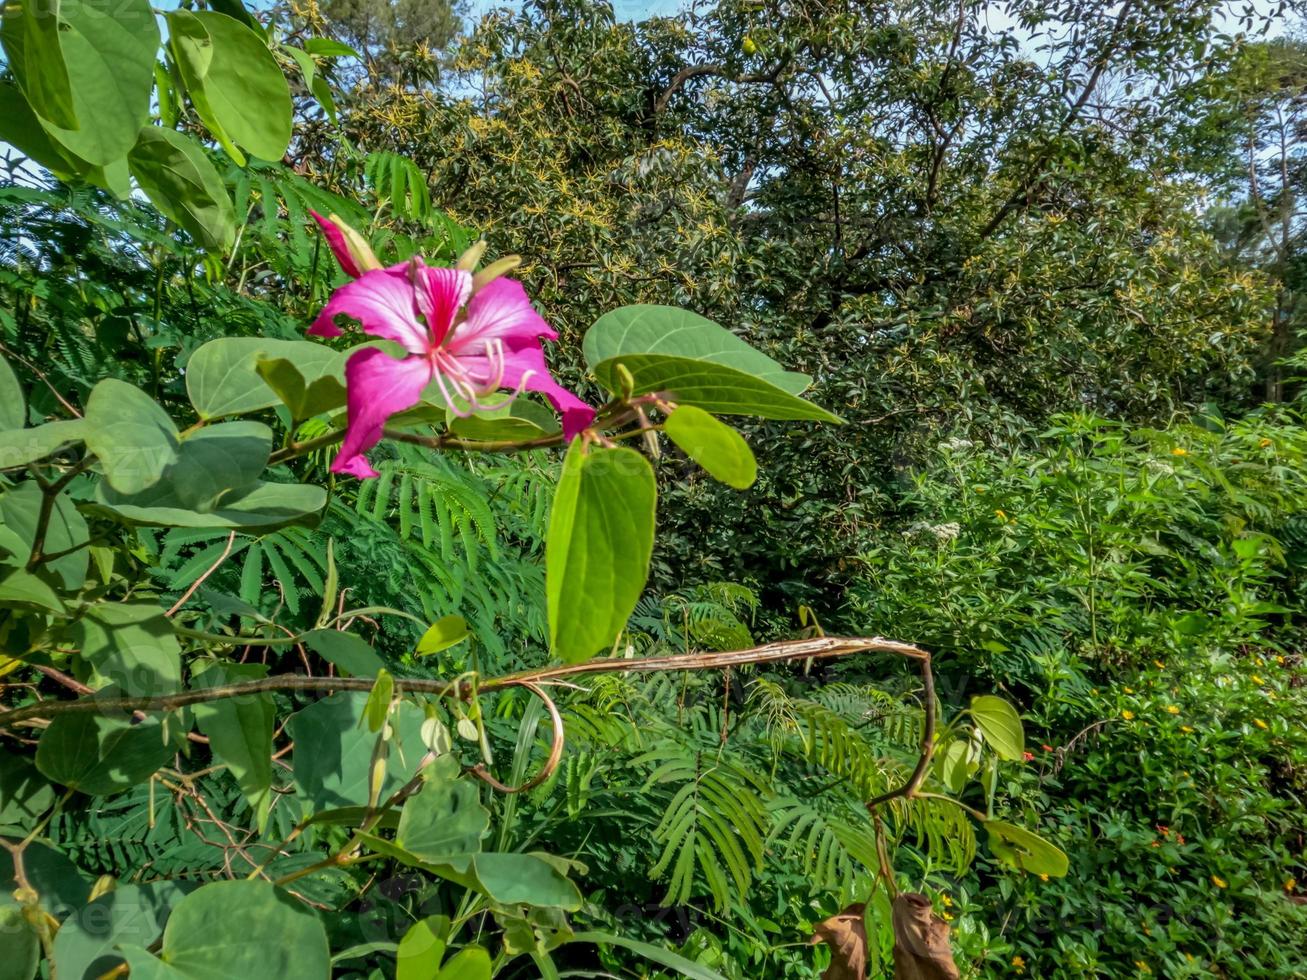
[[809, 902, 867, 980], [891, 893, 961, 980]]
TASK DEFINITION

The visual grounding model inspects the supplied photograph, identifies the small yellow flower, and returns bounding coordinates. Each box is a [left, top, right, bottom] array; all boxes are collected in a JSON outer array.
[[1253, 718, 1268, 730], [1153, 660, 1166, 670], [995, 509, 1008, 520], [1135, 960, 1151, 974], [1121, 710, 1135, 720], [1165, 705, 1180, 715], [1124, 686, 1134, 694], [1251, 674, 1265, 685], [1011, 955, 1026, 973], [1038, 873, 1049, 882], [1275, 655, 1285, 665], [1260, 438, 1272, 448], [1180, 725, 1194, 733], [941, 894, 953, 907], [1211, 875, 1227, 889], [1171, 447, 1188, 457], [941, 910, 953, 921], [1285, 878, 1296, 893]]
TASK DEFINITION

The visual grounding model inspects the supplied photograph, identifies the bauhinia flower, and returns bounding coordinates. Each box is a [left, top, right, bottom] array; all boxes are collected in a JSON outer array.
[[309, 212, 595, 478]]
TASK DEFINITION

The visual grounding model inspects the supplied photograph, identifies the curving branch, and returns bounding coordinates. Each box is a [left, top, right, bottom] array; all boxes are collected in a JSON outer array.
[[0, 635, 925, 730]]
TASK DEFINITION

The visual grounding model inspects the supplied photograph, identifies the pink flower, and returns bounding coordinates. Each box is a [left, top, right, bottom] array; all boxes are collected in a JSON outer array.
[[307, 214, 594, 478]]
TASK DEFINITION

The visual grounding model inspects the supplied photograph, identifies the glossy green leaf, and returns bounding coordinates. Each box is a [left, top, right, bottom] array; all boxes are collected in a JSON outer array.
[[192, 662, 274, 825], [970, 695, 1025, 761], [36, 711, 177, 796], [28, 0, 157, 166], [167, 11, 292, 163], [127, 127, 236, 250], [416, 615, 469, 656], [1, 481, 89, 590], [301, 629, 385, 677], [84, 379, 180, 495], [985, 820, 1069, 877], [125, 880, 329, 980], [0, 754, 55, 835], [933, 739, 976, 794], [72, 601, 181, 696], [187, 338, 344, 420], [662, 405, 757, 489], [0, 419, 87, 470], [466, 852, 583, 910], [546, 442, 656, 664], [52, 881, 196, 980], [0, 0, 76, 128], [584, 305, 841, 421]]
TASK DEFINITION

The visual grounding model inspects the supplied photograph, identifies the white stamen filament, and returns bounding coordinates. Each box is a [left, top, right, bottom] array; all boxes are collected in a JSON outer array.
[[428, 338, 536, 418]]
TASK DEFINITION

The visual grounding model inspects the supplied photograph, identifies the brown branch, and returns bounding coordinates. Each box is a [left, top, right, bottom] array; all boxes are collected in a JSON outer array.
[[864, 648, 937, 810], [0, 636, 925, 730], [654, 58, 789, 115]]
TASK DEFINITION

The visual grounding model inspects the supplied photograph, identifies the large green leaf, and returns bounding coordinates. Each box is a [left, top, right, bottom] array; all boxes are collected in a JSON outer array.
[[0, 841, 90, 917], [161, 422, 273, 511], [584, 306, 810, 393], [466, 853, 583, 910], [984, 820, 1069, 877], [0, 81, 83, 178], [0, 754, 55, 836], [0, 0, 76, 129], [1, 481, 89, 590], [447, 395, 560, 441], [0, 420, 87, 471], [52, 881, 196, 980], [95, 479, 327, 533], [71, 601, 181, 696], [662, 405, 757, 489], [83, 379, 180, 495], [167, 11, 292, 163], [970, 695, 1025, 761], [127, 127, 236, 250], [396, 917, 447, 980], [584, 305, 841, 421], [395, 762, 489, 862], [36, 711, 177, 796], [192, 663, 274, 827], [288, 693, 427, 816], [186, 338, 344, 420], [546, 442, 656, 664], [28, 0, 157, 166], [121, 880, 329, 980]]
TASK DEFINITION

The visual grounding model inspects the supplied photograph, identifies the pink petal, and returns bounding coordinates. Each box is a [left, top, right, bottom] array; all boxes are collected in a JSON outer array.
[[447, 277, 556, 355], [310, 268, 429, 354], [332, 347, 432, 478], [414, 263, 472, 348], [310, 210, 363, 279]]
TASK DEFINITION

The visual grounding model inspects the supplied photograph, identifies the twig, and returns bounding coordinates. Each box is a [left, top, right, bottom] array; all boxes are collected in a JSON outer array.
[[465, 681, 565, 794], [167, 532, 238, 616]]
